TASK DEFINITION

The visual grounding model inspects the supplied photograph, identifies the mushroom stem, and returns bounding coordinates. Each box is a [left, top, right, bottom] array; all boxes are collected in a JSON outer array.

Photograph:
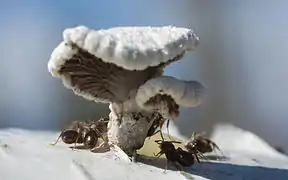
[[107, 107, 157, 157]]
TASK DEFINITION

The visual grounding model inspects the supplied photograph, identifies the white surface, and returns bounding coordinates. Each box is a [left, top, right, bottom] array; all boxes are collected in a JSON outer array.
[[210, 124, 288, 159], [1, 125, 288, 180], [0, 129, 187, 180], [135, 76, 205, 119], [49, 25, 199, 71]]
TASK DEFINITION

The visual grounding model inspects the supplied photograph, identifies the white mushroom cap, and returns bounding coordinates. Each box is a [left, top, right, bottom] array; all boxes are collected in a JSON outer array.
[[47, 42, 78, 77], [62, 25, 199, 70], [135, 76, 205, 119], [47, 25, 202, 107]]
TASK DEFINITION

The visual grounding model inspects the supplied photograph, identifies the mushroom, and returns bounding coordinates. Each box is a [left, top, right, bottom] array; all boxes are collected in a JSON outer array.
[[47, 25, 204, 157]]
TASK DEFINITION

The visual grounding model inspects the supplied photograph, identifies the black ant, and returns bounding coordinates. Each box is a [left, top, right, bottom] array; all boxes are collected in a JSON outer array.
[[51, 121, 88, 146], [83, 118, 109, 151], [153, 134, 200, 172], [51, 117, 109, 151], [146, 113, 171, 139], [185, 132, 222, 156]]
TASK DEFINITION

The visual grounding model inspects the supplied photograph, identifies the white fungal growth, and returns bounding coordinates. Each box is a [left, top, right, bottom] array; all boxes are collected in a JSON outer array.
[[135, 76, 205, 119], [63, 25, 90, 47], [63, 25, 199, 70], [107, 111, 155, 156], [47, 42, 78, 77]]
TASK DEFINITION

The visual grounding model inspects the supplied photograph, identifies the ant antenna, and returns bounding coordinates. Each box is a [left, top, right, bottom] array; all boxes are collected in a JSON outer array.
[[51, 122, 69, 146], [159, 129, 164, 140], [119, 103, 124, 124], [50, 131, 63, 146], [166, 119, 172, 140], [168, 140, 182, 144], [196, 150, 208, 160], [94, 128, 105, 141], [190, 132, 197, 139], [151, 129, 165, 140]]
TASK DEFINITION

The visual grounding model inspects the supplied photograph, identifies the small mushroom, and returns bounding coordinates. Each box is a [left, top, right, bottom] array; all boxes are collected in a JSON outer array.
[[47, 25, 203, 156], [135, 76, 205, 120]]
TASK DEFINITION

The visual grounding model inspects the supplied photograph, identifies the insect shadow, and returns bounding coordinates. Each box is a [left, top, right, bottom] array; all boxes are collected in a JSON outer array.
[[189, 161, 288, 180], [138, 155, 288, 180]]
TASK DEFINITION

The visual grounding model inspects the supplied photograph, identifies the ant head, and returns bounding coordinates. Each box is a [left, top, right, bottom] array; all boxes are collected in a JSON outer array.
[[61, 130, 79, 144], [187, 139, 200, 150], [84, 130, 98, 149]]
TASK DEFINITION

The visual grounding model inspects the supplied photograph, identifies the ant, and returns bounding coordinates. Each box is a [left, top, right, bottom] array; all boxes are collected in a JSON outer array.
[[153, 133, 200, 172], [84, 118, 110, 151], [146, 113, 171, 139], [51, 117, 109, 151], [51, 121, 88, 146], [185, 132, 222, 156]]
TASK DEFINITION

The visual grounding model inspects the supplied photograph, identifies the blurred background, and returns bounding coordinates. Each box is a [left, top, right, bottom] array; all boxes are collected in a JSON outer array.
[[0, 1, 287, 150]]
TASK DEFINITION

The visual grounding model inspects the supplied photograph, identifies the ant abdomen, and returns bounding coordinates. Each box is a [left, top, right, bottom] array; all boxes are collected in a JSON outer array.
[[177, 147, 195, 167]]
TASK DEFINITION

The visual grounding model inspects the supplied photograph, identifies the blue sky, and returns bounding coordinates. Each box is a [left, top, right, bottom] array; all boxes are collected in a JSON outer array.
[[0, 0, 197, 129], [1, 0, 187, 28]]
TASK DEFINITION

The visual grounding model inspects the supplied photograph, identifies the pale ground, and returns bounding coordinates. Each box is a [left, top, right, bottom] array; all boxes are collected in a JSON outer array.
[[0, 124, 288, 180]]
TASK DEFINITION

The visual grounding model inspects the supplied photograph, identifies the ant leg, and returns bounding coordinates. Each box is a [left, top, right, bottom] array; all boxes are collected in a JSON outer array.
[[150, 129, 164, 139], [92, 141, 104, 150], [196, 150, 208, 161], [153, 151, 164, 158], [130, 150, 139, 162], [95, 129, 109, 148], [174, 162, 184, 171], [97, 130, 106, 142], [90, 129, 109, 153], [209, 141, 224, 160], [51, 122, 77, 146], [90, 141, 109, 153], [118, 103, 124, 125], [213, 142, 224, 155], [159, 130, 164, 140], [153, 151, 161, 157], [50, 132, 63, 146], [97, 130, 108, 149], [193, 152, 201, 163], [166, 120, 172, 140], [163, 160, 171, 173], [148, 128, 159, 140], [168, 140, 182, 144], [71, 134, 81, 151], [71, 122, 84, 150], [150, 129, 165, 141]]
